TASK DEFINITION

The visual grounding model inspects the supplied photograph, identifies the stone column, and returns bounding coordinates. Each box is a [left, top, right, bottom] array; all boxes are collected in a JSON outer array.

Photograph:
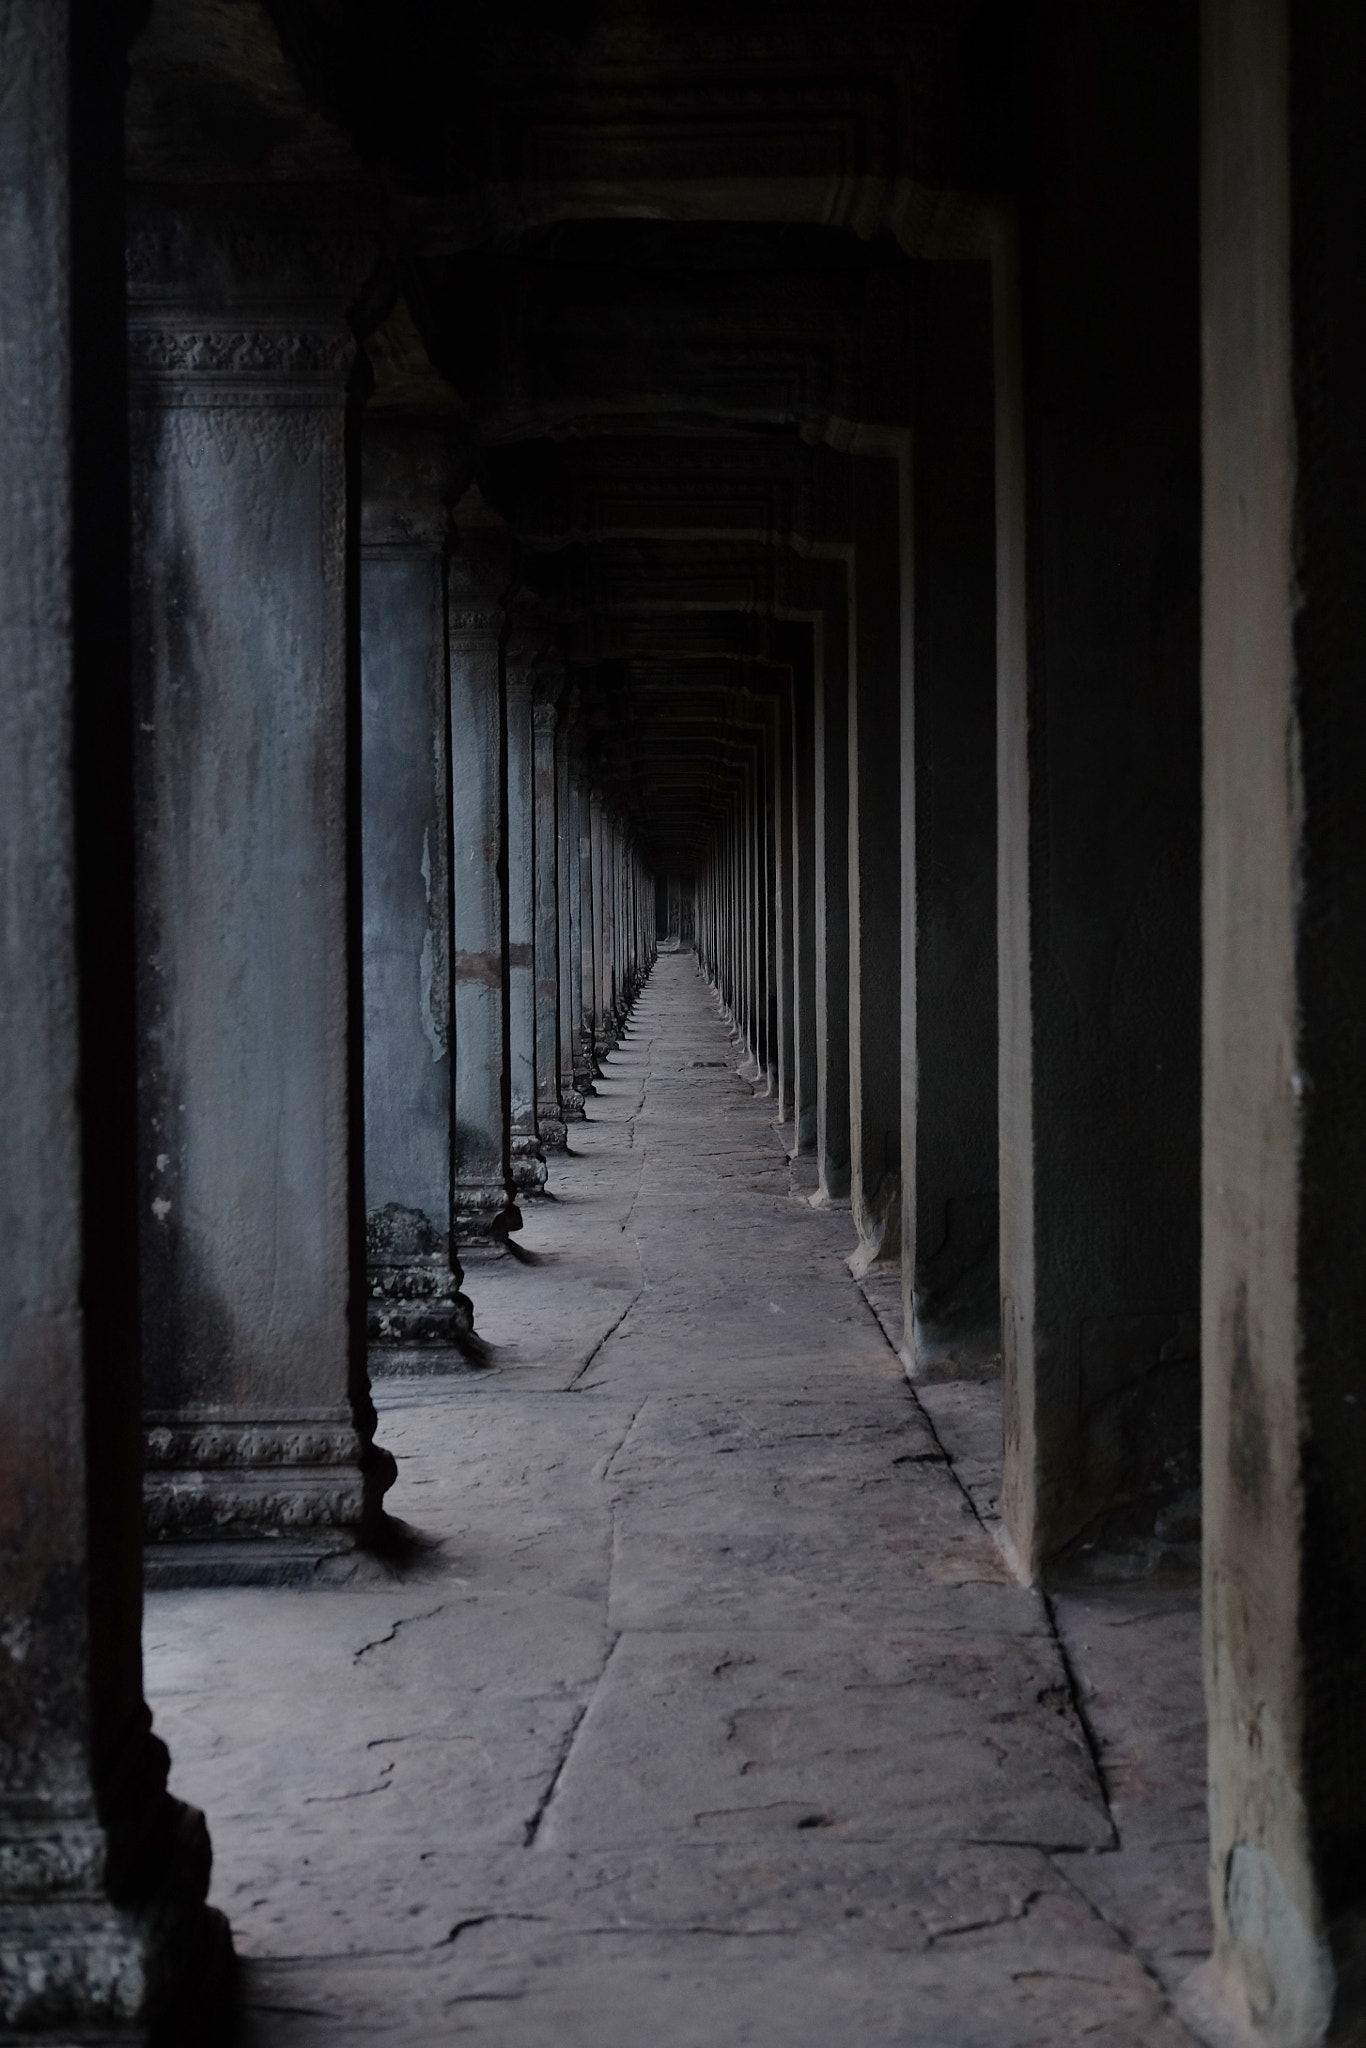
[[360, 426, 474, 1352], [579, 770, 597, 1071], [737, 765, 757, 1070], [997, 3, 1200, 1577], [556, 725, 587, 1119], [129, 209, 393, 1568], [750, 756, 763, 1068], [789, 628, 819, 1152], [719, 830, 731, 1005], [620, 835, 633, 1008], [587, 789, 606, 1054], [503, 636, 546, 1194], [0, 17, 228, 2025], [741, 754, 761, 1078], [814, 577, 853, 1204], [571, 749, 596, 1098], [595, 798, 618, 1049], [728, 811, 741, 1025], [774, 676, 797, 1123], [1193, 1, 1366, 2035], [762, 700, 782, 1096], [848, 456, 902, 1273], [901, 265, 999, 1377], [609, 821, 624, 1026], [737, 802, 747, 1036], [533, 690, 567, 1148], [448, 489, 520, 1241]]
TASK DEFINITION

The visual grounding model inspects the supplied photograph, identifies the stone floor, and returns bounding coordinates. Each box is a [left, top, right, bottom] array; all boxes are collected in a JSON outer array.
[[144, 952, 1210, 2045]]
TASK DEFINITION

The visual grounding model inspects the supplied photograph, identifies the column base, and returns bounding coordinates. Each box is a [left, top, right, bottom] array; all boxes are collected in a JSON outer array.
[[452, 1181, 522, 1246], [537, 1100, 569, 1149], [511, 1132, 548, 1193], [0, 1799, 234, 2042], [143, 1410, 394, 1559], [367, 1261, 476, 1347], [849, 1177, 902, 1278]]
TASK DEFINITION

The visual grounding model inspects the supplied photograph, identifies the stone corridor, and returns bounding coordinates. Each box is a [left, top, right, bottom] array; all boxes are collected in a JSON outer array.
[[145, 956, 1207, 2045]]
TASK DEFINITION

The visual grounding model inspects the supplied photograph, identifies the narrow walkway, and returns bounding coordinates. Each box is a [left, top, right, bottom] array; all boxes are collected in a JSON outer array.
[[145, 954, 1207, 2045]]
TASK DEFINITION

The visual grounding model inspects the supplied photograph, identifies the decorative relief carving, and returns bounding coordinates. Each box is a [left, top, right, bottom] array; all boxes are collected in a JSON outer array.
[[144, 1422, 361, 1470], [449, 608, 503, 633], [143, 1473, 367, 1540], [319, 429, 347, 589], [128, 325, 354, 380]]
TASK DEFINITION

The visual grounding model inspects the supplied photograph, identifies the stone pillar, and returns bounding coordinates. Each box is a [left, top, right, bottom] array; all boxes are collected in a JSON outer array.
[[571, 750, 595, 1098], [789, 629, 819, 1152], [721, 821, 734, 1013], [533, 690, 567, 1148], [556, 725, 587, 1119], [448, 490, 520, 1241], [762, 701, 782, 1097], [730, 809, 743, 1028], [738, 763, 757, 1071], [129, 209, 393, 1567], [611, 821, 625, 1024], [611, 825, 625, 1022], [815, 580, 853, 1204], [0, 16, 229, 2025], [620, 835, 634, 1007], [1193, 1, 1366, 2036], [596, 799, 618, 1047], [901, 265, 999, 1377], [588, 790, 606, 1053], [360, 427, 474, 1352], [749, 761, 763, 1070], [503, 638, 547, 1194], [774, 677, 797, 1123], [848, 456, 902, 1273], [997, 3, 1200, 1576], [740, 753, 760, 1077]]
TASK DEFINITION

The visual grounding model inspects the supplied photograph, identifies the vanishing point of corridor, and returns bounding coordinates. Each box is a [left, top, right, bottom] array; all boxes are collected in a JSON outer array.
[[146, 957, 1207, 2046]]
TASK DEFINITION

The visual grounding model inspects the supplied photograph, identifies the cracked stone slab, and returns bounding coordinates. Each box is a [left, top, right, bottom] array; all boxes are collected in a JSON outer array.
[[143, 957, 1204, 2047], [536, 1628, 1113, 1854], [242, 1904, 1196, 2048]]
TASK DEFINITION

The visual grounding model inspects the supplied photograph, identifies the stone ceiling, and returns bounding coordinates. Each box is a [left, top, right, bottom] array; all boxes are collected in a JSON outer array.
[[126, 0, 1019, 869]]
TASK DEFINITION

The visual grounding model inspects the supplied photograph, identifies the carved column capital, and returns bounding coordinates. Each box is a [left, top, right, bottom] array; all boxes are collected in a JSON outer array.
[[361, 418, 465, 558], [126, 205, 365, 411], [448, 483, 514, 626]]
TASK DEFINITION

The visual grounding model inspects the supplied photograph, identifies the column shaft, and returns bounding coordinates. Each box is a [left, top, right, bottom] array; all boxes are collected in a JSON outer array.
[[790, 632, 819, 1152], [997, 4, 1201, 1574], [901, 264, 1000, 1376], [815, 589, 853, 1203], [129, 212, 391, 1563], [0, 24, 227, 2023], [360, 435, 473, 1352], [504, 666, 546, 1193], [533, 697, 566, 1148], [848, 456, 903, 1269], [775, 676, 797, 1123], [556, 729, 586, 1118], [1198, 0, 1366, 2032], [448, 496, 519, 1241]]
